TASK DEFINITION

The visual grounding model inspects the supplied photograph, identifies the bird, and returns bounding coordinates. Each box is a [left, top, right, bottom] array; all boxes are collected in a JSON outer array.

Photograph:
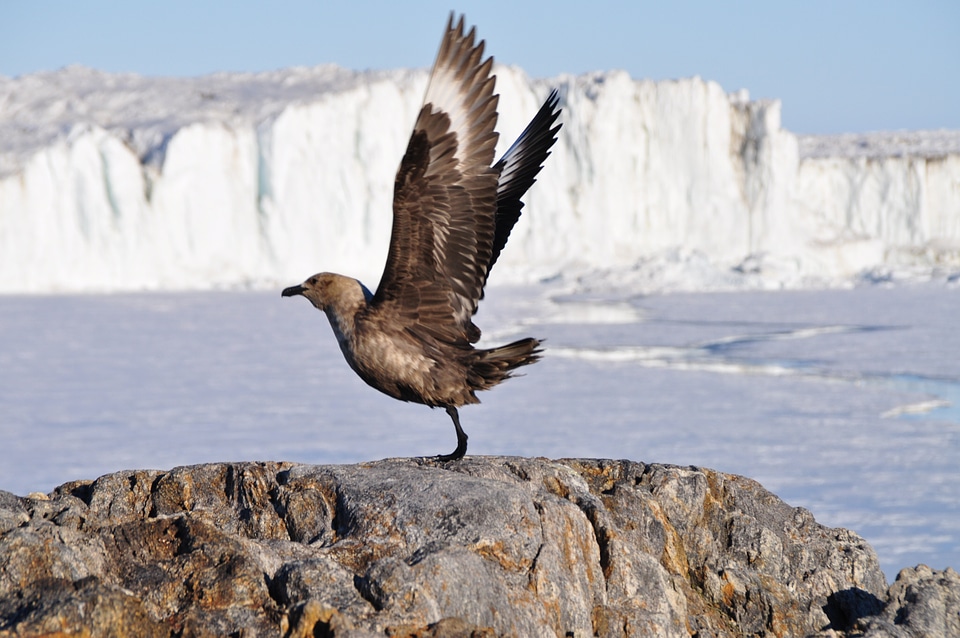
[[282, 14, 562, 462]]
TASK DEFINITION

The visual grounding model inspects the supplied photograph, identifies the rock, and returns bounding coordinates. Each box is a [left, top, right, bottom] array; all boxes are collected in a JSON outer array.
[[856, 565, 960, 638], [0, 457, 951, 637]]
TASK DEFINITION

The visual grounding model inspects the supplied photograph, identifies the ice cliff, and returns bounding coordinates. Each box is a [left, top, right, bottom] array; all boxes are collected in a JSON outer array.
[[1, 65, 958, 293]]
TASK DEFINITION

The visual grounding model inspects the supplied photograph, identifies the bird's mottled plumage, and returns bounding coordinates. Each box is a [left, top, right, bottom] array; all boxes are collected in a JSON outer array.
[[283, 14, 562, 461]]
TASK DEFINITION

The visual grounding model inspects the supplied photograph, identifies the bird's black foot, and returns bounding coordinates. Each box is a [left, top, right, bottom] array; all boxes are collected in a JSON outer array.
[[434, 446, 466, 463], [435, 406, 468, 462]]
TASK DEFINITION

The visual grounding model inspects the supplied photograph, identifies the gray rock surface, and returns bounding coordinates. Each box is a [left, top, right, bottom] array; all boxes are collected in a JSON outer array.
[[856, 565, 960, 637], [0, 457, 953, 637]]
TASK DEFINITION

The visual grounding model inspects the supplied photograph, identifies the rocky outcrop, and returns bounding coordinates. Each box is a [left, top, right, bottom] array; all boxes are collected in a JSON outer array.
[[0, 457, 954, 637]]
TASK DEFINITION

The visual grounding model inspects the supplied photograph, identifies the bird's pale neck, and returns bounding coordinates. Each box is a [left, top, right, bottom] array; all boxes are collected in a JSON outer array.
[[314, 275, 369, 346]]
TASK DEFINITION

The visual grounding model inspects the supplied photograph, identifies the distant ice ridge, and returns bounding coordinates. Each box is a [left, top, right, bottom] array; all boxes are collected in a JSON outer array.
[[1, 65, 958, 293]]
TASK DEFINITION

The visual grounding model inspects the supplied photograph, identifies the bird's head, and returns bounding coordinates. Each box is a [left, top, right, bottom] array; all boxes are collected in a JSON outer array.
[[282, 273, 371, 313]]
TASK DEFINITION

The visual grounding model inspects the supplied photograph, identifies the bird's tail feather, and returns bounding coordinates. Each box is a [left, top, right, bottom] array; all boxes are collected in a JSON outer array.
[[468, 337, 542, 391]]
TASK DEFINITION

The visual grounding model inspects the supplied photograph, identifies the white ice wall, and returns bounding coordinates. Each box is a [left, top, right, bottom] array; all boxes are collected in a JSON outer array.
[[0, 66, 958, 293]]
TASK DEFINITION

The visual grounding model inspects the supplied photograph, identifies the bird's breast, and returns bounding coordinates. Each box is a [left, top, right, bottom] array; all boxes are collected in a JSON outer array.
[[344, 323, 462, 405]]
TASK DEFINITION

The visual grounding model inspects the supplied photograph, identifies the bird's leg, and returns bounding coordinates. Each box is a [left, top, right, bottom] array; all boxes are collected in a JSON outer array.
[[435, 406, 468, 462]]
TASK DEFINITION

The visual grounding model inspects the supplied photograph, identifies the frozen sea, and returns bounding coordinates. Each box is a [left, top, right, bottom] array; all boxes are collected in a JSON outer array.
[[1, 282, 958, 582]]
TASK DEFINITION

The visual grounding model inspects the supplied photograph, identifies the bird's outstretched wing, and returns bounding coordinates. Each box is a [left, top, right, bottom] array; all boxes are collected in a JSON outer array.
[[368, 14, 499, 345], [487, 89, 562, 280]]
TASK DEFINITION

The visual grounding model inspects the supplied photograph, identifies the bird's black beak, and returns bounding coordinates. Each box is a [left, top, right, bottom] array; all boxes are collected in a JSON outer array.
[[281, 285, 306, 297]]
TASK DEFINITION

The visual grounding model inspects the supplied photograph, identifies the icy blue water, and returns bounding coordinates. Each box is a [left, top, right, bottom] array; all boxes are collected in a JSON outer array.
[[0, 283, 957, 582]]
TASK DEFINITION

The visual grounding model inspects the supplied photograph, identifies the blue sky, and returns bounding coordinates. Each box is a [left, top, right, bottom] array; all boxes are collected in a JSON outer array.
[[2, 1, 957, 135]]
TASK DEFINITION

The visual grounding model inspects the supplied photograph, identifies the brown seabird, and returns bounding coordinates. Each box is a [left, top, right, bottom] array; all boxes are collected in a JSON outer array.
[[282, 14, 562, 461]]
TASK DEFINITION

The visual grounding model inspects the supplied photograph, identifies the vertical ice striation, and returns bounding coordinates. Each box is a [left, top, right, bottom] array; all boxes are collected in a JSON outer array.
[[0, 66, 958, 293]]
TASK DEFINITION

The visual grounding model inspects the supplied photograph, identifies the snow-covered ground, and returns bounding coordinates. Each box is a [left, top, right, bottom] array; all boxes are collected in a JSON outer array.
[[1, 282, 957, 582]]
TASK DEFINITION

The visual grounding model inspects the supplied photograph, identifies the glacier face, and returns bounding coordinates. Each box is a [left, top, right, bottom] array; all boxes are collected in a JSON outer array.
[[1, 66, 958, 293]]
